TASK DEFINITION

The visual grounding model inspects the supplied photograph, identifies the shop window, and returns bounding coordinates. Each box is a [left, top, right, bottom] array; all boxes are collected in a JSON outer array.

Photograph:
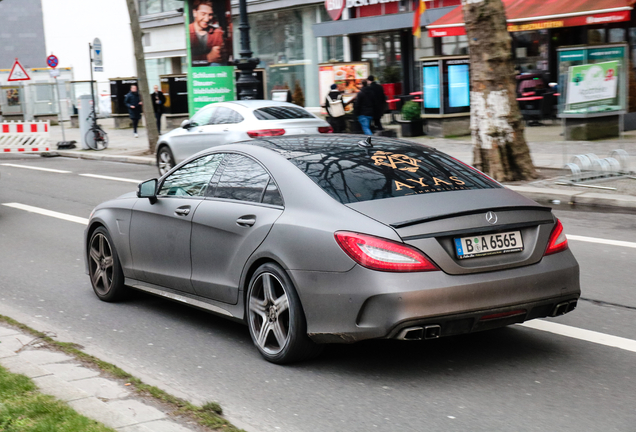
[[360, 32, 403, 84], [512, 30, 548, 73], [441, 35, 468, 56], [139, 0, 182, 16], [322, 36, 344, 63], [609, 28, 626, 43], [588, 28, 606, 45]]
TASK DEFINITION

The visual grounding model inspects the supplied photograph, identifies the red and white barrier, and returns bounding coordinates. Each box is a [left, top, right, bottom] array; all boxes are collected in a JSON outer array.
[[0, 121, 51, 153]]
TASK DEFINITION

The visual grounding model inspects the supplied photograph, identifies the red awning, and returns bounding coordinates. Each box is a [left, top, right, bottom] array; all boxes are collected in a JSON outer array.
[[427, 0, 634, 37]]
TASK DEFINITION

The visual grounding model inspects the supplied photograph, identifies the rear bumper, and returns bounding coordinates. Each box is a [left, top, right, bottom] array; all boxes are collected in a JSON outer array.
[[289, 250, 580, 344]]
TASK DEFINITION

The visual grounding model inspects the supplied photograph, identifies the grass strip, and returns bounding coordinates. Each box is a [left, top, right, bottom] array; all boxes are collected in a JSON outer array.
[[0, 315, 245, 432], [0, 364, 115, 432]]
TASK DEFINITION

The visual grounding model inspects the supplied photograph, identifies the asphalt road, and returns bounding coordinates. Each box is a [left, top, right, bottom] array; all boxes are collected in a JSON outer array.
[[1, 155, 635, 432]]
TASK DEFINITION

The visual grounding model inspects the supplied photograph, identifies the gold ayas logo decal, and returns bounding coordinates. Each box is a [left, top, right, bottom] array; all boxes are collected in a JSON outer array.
[[371, 151, 467, 194]]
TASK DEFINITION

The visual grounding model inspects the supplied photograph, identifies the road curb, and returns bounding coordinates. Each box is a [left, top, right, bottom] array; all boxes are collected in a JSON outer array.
[[51, 150, 155, 166], [507, 185, 636, 210]]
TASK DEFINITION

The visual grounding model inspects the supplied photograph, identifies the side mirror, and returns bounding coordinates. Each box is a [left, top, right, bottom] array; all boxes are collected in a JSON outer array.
[[181, 119, 192, 129], [137, 179, 158, 204]]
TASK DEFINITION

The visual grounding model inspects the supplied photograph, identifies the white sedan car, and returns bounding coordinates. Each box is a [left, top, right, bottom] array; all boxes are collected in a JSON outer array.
[[156, 100, 332, 175]]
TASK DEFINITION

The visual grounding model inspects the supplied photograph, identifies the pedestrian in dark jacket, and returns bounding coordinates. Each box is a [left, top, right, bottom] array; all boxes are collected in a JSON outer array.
[[368, 75, 387, 131], [353, 80, 374, 135], [324, 84, 351, 133], [124, 85, 142, 137], [151, 85, 166, 135]]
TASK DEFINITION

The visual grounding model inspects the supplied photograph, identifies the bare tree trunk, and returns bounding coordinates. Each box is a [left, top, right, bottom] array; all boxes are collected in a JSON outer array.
[[125, 0, 159, 154], [462, 0, 536, 181]]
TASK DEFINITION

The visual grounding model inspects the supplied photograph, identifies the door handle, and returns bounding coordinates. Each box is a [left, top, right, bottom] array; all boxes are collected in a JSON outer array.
[[236, 215, 256, 227], [175, 206, 191, 216]]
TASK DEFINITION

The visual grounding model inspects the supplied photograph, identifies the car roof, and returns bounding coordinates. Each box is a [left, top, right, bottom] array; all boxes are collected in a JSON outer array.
[[225, 100, 305, 110], [247, 134, 434, 156]]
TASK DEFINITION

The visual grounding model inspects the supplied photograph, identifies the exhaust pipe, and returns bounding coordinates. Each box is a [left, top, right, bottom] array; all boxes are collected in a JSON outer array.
[[567, 299, 578, 313], [396, 325, 442, 340], [397, 327, 424, 340], [551, 302, 570, 317]]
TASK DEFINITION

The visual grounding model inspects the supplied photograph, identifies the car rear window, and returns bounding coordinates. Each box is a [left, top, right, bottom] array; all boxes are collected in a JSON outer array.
[[276, 139, 501, 204], [253, 106, 314, 120]]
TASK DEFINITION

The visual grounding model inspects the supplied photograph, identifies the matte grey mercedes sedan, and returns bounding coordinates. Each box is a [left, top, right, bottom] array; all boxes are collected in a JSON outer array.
[[85, 135, 580, 364]]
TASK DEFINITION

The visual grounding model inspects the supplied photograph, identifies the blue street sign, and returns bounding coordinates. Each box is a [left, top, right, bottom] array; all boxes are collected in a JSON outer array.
[[47, 54, 59, 69]]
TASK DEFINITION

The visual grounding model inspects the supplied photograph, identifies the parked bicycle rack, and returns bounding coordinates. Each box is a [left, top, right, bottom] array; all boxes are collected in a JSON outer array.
[[560, 149, 633, 189]]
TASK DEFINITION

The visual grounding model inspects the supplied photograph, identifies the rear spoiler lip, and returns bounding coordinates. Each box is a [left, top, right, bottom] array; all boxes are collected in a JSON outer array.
[[400, 218, 555, 241], [390, 205, 553, 229]]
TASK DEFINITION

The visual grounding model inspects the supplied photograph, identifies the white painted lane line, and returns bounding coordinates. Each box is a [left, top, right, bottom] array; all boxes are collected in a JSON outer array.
[[2, 203, 88, 225], [567, 234, 636, 249], [79, 173, 142, 184], [1, 163, 71, 174], [519, 320, 636, 354]]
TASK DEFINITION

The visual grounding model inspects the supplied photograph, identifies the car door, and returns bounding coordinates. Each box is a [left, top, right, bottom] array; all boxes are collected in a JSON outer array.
[[204, 106, 247, 146], [190, 153, 284, 304], [168, 105, 218, 163], [129, 153, 225, 293]]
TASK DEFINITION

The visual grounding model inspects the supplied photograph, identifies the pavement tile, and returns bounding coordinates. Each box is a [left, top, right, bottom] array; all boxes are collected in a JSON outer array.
[[0, 325, 21, 337], [69, 397, 138, 429], [0, 346, 17, 359], [0, 355, 52, 378], [72, 376, 131, 400], [118, 419, 197, 432], [18, 349, 73, 365], [41, 362, 101, 381], [106, 399, 166, 423], [32, 374, 90, 401], [0, 334, 40, 352]]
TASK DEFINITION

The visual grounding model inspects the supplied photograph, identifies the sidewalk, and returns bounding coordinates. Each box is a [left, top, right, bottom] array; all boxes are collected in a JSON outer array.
[[47, 119, 636, 210], [0, 322, 200, 432]]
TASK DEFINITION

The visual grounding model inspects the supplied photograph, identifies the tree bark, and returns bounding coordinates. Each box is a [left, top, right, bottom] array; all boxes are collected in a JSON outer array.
[[125, 0, 159, 154], [462, 0, 536, 181]]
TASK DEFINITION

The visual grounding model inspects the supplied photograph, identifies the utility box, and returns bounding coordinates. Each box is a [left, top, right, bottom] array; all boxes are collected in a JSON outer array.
[[78, 94, 93, 150]]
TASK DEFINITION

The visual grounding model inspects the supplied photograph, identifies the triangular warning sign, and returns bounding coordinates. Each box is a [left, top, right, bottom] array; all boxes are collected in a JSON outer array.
[[8, 59, 31, 81]]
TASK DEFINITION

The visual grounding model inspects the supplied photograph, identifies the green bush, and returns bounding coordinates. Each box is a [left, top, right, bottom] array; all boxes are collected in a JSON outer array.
[[401, 101, 421, 121]]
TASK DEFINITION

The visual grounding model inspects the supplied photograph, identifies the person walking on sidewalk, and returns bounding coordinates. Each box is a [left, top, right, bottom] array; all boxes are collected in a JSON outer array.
[[124, 85, 142, 138], [353, 80, 374, 135], [368, 75, 387, 132], [325, 84, 351, 133], [151, 85, 166, 135]]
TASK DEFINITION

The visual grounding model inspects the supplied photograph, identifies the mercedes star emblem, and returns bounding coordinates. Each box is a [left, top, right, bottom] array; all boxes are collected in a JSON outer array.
[[486, 211, 498, 225]]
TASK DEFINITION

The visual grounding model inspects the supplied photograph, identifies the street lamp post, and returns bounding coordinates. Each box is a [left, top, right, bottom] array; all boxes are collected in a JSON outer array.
[[234, 0, 260, 100]]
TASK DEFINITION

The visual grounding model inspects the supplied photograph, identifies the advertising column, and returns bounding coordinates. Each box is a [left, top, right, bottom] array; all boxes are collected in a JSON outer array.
[[185, 0, 235, 115]]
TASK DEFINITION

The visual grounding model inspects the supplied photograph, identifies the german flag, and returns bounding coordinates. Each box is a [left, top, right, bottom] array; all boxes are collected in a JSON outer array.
[[413, 0, 426, 38]]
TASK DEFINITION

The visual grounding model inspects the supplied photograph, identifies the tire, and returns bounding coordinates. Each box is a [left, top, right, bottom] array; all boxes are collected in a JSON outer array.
[[157, 146, 175, 176], [88, 227, 127, 302], [246, 263, 323, 364], [85, 127, 108, 151]]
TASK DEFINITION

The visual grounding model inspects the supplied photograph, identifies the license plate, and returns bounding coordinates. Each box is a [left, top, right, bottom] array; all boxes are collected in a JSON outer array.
[[454, 231, 524, 259]]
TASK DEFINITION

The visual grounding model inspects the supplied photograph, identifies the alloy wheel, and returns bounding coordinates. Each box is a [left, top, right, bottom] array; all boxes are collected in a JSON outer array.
[[248, 272, 290, 355], [158, 149, 173, 175], [89, 233, 114, 295]]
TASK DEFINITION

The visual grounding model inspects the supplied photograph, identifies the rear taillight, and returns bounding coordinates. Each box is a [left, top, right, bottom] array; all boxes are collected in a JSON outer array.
[[335, 231, 438, 272], [545, 219, 568, 256], [247, 129, 286, 138], [318, 126, 333, 133]]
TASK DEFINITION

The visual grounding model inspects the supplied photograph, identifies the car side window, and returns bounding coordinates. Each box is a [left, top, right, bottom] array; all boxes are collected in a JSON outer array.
[[213, 154, 271, 203], [262, 179, 284, 206], [189, 106, 216, 127], [212, 107, 244, 125], [158, 154, 225, 197]]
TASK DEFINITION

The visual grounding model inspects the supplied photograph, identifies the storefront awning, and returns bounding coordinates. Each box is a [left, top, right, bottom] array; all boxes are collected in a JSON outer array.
[[427, 0, 634, 37], [312, 7, 455, 38]]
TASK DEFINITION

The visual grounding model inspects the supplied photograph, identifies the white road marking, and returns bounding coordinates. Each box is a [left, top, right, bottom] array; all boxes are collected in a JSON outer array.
[[519, 320, 636, 353], [1, 163, 71, 174], [567, 234, 636, 249], [2, 203, 88, 225], [79, 173, 142, 183]]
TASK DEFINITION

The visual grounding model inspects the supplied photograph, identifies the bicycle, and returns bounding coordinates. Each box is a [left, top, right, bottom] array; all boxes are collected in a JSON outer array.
[[85, 110, 109, 151]]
